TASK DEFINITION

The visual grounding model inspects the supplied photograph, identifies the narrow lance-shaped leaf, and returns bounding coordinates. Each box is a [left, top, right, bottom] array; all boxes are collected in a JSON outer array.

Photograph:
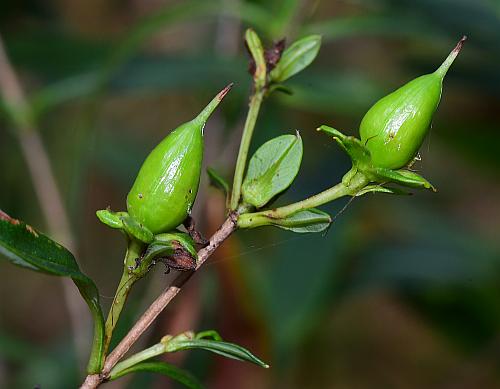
[[109, 330, 268, 384], [273, 208, 332, 233], [242, 132, 303, 208], [109, 361, 204, 389], [238, 207, 332, 233], [167, 338, 269, 368], [270, 35, 321, 83], [0, 210, 104, 373]]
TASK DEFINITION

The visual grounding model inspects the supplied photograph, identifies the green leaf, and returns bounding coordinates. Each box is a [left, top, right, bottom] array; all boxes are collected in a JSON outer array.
[[242, 133, 303, 208], [109, 331, 267, 385], [109, 361, 204, 389], [274, 208, 332, 233], [0, 211, 104, 373], [207, 167, 229, 195], [168, 338, 269, 368], [270, 35, 321, 83], [238, 208, 332, 233]]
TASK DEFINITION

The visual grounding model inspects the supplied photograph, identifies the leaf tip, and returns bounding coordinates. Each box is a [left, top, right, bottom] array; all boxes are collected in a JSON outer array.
[[312, 34, 322, 43]]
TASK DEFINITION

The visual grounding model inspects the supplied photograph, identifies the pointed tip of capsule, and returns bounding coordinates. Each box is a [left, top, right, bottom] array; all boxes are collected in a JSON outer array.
[[194, 83, 234, 126], [435, 35, 467, 79], [454, 35, 468, 53], [217, 82, 234, 101]]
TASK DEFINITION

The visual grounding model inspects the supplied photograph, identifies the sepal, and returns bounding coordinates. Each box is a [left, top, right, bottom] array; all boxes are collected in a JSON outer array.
[[96, 209, 154, 244], [317, 125, 436, 192]]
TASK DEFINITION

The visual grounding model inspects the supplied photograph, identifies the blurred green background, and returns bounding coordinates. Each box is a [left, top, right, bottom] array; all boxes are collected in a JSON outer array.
[[1, 0, 499, 388]]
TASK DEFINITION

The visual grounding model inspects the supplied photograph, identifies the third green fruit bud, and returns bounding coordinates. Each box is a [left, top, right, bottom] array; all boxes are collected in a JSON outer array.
[[359, 36, 466, 170], [127, 84, 232, 234]]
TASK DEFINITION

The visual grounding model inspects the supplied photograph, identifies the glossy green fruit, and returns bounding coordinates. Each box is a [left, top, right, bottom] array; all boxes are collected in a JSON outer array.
[[127, 85, 232, 234], [360, 37, 466, 169]]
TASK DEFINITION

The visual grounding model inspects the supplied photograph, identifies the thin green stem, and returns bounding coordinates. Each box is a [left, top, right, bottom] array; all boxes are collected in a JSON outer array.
[[108, 342, 166, 379], [230, 89, 265, 210], [238, 171, 369, 228], [103, 239, 144, 353]]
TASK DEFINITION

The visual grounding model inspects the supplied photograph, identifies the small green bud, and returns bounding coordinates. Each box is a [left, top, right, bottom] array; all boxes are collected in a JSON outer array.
[[359, 36, 466, 169], [127, 84, 232, 234]]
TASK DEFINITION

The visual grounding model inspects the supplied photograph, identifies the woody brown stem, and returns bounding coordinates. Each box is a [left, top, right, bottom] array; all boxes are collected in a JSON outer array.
[[80, 214, 238, 388]]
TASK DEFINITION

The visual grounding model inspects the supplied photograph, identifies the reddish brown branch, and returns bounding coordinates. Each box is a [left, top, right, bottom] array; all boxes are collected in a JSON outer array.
[[81, 214, 238, 388]]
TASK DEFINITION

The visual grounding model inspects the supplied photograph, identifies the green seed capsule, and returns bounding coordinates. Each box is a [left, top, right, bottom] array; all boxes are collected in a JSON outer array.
[[359, 37, 466, 169], [127, 85, 232, 234]]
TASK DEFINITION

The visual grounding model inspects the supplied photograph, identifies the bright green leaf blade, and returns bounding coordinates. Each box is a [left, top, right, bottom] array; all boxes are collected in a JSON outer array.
[[207, 167, 229, 195], [0, 213, 87, 278], [109, 361, 204, 389], [270, 35, 321, 83], [0, 212, 104, 373], [242, 133, 303, 208], [170, 339, 269, 368]]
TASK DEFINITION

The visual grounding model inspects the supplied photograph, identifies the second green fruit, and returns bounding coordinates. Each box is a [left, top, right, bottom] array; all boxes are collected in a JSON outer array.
[[359, 37, 466, 169]]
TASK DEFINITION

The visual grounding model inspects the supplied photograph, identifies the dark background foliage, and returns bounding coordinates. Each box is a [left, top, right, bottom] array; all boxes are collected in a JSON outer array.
[[1, 0, 499, 388]]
